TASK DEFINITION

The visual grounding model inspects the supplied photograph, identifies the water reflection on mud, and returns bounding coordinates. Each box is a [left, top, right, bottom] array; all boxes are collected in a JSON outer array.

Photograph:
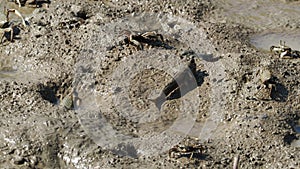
[[213, 0, 300, 30], [250, 31, 300, 51]]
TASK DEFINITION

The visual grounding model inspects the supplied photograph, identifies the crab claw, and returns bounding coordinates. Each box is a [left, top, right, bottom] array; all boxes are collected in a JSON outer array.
[[7, 9, 27, 27], [16, 0, 22, 7]]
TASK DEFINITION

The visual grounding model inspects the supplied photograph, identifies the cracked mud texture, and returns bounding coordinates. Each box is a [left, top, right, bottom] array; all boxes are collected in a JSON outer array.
[[0, 0, 299, 168]]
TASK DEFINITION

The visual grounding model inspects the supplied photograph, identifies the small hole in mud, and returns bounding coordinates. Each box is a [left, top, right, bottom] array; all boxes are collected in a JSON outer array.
[[129, 69, 172, 111], [265, 106, 272, 110], [128, 69, 181, 135], [284, 134, 297, 145], [37, 83, 58, 104], [72, 9, 90, 20]]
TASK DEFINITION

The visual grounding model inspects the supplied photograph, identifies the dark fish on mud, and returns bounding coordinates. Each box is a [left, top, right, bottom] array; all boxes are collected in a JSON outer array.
[[149, 57, 198, 110]]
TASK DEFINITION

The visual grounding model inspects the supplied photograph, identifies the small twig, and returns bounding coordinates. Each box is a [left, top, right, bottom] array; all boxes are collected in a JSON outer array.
[[233, 155, 239, 169]]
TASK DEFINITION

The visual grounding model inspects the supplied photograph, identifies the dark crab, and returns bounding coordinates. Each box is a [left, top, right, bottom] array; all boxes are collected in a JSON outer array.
[[12, 0, 50, 8], [169, 143, 204, 159], [0, 8, 27, 44], [121, 30, 166, 50], [254, 68, 275, 100], [270, 40, 299, 58]]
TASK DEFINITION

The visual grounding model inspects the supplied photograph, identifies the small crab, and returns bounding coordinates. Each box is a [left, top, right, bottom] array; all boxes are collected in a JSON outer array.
[[169, 143, 203, 159], [12, 0, 25, 7], [254, 68, 275, 100], [270, 40, 293, 58], [290, 50, 300, 58], [57, 88, 81, 110], [11, 0, 50, 8], [121, 30, 165, 50], [0, 8, 27, 44]]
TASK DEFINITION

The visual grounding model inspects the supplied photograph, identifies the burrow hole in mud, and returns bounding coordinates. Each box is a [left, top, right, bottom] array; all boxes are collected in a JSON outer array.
[[37, 78, 73, 106], [129, 68, 172, 110], [128, 68, 181, 134]]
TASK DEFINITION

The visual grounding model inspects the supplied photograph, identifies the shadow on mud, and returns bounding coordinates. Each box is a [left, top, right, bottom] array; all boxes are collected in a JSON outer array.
[[111, 143, 138, 158], [284, 133, 298, 145], [150, 59, 209, 111], [270, 79, 289, 102], [284, 113, 300, 145], [37, 83, 59, 104], [167, 70, 209, 100], [198, 54, 222, 62]]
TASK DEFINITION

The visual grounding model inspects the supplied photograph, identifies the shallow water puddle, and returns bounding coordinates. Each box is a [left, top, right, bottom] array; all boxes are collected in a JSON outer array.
[[213, 0, 300, 30], [213, 0, 300, 52], [250, 31, 300, 51]]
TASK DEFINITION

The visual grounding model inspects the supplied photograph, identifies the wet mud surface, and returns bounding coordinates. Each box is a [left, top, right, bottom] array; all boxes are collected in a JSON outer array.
[[0, 0, 299, 168]]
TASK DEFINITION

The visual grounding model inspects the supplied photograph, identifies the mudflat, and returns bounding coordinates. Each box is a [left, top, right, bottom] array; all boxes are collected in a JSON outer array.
[[0, 0, 299, 168]]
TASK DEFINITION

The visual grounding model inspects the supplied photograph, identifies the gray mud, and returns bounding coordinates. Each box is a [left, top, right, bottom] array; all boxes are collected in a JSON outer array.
[[0, 0, 299, 168]]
